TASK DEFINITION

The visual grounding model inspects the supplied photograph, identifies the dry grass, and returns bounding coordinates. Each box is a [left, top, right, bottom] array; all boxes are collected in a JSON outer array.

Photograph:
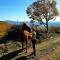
[[0, 33, 60, 60]]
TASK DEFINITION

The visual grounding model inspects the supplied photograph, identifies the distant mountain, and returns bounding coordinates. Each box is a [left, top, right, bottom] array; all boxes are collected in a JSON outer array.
[[28, 20, 60, 27], [0, 20, 60, 27], [28, 21, 46, 27], [48, 21, 60, 27], [0, 21, 7, 24], [5, 20, 20, 25]]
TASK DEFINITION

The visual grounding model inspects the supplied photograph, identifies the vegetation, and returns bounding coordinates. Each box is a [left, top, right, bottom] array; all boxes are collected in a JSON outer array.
[[0, 32, 60, 60], [48, 26, 60, 33], [0, 21, 60, 60], [26, 0, 59, 32], [0, 0, 60, 60], [0, 21, 12, 38]]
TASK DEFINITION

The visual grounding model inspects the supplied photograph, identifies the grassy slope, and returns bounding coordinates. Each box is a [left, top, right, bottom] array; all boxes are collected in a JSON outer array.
[[0, 33, 60, 60], [12, 33, 60, 60], [36, 34, 60, 60]]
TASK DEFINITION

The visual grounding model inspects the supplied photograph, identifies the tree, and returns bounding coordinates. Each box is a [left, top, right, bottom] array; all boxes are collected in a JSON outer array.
[[26, 0, 59, 32]]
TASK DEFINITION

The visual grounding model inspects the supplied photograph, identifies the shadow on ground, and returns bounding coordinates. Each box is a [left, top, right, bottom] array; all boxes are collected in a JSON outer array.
[[0, 49, 34, 60], [0, 49, 23, 60], [16, 52, 35, 60]]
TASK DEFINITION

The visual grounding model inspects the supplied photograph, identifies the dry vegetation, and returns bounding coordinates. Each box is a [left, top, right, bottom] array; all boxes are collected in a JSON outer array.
[[48, 26, 60, 33], [0, 22, 60, 60], [0, 21, 13, 37], [0, 33, 60, 60]]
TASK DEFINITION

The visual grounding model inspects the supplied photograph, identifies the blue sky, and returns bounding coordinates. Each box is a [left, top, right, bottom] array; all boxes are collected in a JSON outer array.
[[0, 0, 60, 22]]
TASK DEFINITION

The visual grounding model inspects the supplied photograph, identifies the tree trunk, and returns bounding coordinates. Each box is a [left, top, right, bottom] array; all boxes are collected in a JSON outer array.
[[46, 18, 48, 33]]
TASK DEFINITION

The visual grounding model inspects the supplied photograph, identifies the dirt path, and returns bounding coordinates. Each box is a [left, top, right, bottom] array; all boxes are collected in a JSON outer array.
[[36, 35, 60, 60], [1, 34, 60, 60], [11, 34, 60, 60]]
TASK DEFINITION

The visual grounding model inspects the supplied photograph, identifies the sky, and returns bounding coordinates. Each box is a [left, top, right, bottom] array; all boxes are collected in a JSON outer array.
[[0, 0, 60, 22]]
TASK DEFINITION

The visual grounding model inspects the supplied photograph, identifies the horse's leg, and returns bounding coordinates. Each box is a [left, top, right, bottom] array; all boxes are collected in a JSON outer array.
[[22, 41, 24, 51], [25, 40, 27, 53], [25, 36, 28, 53]]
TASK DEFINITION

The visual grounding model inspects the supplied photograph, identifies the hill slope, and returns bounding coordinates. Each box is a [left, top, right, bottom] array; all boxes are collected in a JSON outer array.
[[0, 33, 60, 60], [0, 21, 12, 37]]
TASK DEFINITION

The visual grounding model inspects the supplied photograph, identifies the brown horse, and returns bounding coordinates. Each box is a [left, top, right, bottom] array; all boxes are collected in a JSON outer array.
[[21, 23, 32, 53]]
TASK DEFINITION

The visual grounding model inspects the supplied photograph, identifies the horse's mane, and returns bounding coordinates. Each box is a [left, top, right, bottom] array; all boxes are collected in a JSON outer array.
[[21, 23, 31, 33]]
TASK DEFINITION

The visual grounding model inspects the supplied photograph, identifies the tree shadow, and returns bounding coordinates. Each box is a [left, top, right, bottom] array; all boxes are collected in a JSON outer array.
[[0, 49, 23, 60]]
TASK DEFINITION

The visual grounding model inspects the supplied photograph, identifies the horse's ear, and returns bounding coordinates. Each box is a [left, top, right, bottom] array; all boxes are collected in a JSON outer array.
[[31, 29, 32, 32], [22, 22, 26, 26]]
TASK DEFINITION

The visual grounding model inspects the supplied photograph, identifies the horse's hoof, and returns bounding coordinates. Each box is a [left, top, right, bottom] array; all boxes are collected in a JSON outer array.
[[17, 52, 22, 55], [26, 51, 27, 53]]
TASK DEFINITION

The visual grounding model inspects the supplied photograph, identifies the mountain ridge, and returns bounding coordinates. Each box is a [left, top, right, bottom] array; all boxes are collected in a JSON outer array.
[[0, 20, 60, 27]]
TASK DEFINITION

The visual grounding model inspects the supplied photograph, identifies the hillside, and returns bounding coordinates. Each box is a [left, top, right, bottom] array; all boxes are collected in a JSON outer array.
[[0, 21, 60, 60], [0, 33, 60, 60], [0, 21, 13, 37]]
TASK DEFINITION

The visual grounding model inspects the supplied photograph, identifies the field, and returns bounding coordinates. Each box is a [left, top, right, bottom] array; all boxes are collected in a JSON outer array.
[[0, 22, 60, 60]]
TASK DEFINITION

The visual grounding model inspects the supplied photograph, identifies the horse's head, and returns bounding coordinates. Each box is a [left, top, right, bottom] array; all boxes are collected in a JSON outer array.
[[21, 23, 31, 33]]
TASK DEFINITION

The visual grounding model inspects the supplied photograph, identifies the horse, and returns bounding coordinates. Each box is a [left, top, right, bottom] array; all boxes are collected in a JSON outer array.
[[21, 23, 32, 53], [0, 23, 32, 53]]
